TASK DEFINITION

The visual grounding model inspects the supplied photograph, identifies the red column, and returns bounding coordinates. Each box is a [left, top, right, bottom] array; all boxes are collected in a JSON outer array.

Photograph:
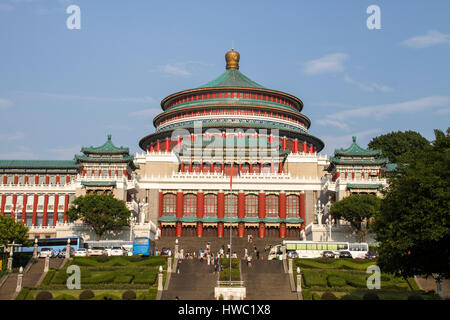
[[2, 175, 6, 185], [336, 172, 340, 179], [300, 192, 305, 222], [249, 163, 253, 173], [200, 162, 204, 172], [238, 222, 245, 238], [21, 195, 27, 225], [279, 223, 286, 238], [309, 145, 313, 153], [55, 176, 60, 185], [238, 192, 245, 219], [123, 170, 128, 179], [66, 175, 71, 184], [158, 192, 163, 218], [217, 191, 225, 219], [14, 176, 18, 185], [176, 191, 183, 219], [177, 136, 182, 150], [63, 195, 69, 223], [0, 194, 5, 215], [282, 136, 287, 150], [35, 175, 39, 185], [221, 162, 225, 173], [32, 195, 38, 226], [279, 192, 286, 219], [156, 140, 161, 152], [196, 222, 203, 237], [180, 162, 185, 172], [165, 137, 170, 152], [11, 194, 17, 219], [352, 172, 355, 179], [258, 192, 266, 219], [42, 194, 49, 226], [217, 222, 224, 238], [278, 162, 283, 174], [258, 222, 266, 238], [294, 139, 298, 153], [53, 195, 59, 226], [210, 162, 214, 172], [189, 162, 193, 173], [345, 172, 348, 179], [303, 142, 307, 153], [24, 176, 29, 185], [197, 191, 204, 219], [176, 222, 183, 237]]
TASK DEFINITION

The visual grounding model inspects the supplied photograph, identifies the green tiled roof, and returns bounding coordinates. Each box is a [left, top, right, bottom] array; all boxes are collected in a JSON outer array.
[[81, 134, 129, 154], [81, 181, 117, 187], [198, 69, 265, 89], [334, 136, 382, 157], [328, 158, 389, 165], [346, 184, 382, 189], [384, 163, 398, 171], [0, 160, 79, 168]]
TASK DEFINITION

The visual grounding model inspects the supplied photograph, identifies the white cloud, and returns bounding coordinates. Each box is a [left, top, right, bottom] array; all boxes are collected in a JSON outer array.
[[401, 30, 450, 48], [329, 95, 450, 121], [37, 93, 156, 104], [304, 53, 349, 75], [321, 129, 382, 155], [0, 146, 38, 160], [343, 75, 393, 93], [436, 108, 450, 115], [0, 98, 13, 109], [158, 63, 191, 77], [316, 119, 349, 130], [0, 131, 25, 141]]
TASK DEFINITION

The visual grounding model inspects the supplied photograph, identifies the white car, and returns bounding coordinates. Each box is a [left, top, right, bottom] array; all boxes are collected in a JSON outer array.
[[39, 248, 54, 258], [108, 247, 124, 256], [74, 248, 88, 257], [122, 245, 133, 256], [88, 247, 106, 256]]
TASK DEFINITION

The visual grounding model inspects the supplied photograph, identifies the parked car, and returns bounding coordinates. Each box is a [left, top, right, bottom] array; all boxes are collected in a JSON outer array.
[[109, 247, 124, 256], [59, 247, 75, 258], [74, 248, 88, 257], [160, 248, 171, 256], [88, 247, 106, 256], [365, 251, 378, 260], [322, 250, 335, 258], [39, 248, 54, 258], [287, 251, 299, 258], [339, 251, 352, 259]]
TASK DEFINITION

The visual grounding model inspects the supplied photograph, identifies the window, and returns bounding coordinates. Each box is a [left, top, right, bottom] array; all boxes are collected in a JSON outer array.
[[287, 195, 299, 217], [225, 194, 237, 217], [183, 194, 197, 217], [265, 195, 279, 217], [245, 194, 258, 217], [162, 194, 176, 216], [204, 194, 217, 217]]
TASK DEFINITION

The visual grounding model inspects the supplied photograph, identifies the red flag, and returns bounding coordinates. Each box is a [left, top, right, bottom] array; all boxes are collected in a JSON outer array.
[[230, 162, 233, 190]]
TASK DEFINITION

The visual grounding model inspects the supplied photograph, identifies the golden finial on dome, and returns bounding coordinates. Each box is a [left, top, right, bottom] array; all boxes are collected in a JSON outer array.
[[225, 48, 240, 69]]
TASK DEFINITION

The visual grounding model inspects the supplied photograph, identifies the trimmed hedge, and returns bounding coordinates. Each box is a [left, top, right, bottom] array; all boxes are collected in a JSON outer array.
[[122, 290, 137, 300], [79, 290, 95, 300], [321, 292, 337, 300], [36, 291, 53, 300], [53, 294, 76, 300]]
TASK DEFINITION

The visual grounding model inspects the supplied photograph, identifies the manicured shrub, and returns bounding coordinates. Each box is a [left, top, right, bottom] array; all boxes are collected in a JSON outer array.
[[79, 290, 95, 300], [321, 292, 337, 300], [341, 294, 360, 300], [122, 290, 137, 300], [327, 275, 346, 287], [408, 293, 424, 300], [363, 292, 379, 300], [35, 291, 53, 300], [92, 293, 120, 300]]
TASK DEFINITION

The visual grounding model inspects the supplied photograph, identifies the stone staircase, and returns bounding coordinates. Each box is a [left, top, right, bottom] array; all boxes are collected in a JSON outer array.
[[241, 260, 297, 300], [161, 259, 217, 300]]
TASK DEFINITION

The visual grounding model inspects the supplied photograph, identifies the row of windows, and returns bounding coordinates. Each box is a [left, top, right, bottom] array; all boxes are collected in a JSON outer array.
[[0, 194, 74, 209], [3, 211, 66, 226], [162, 193, 300, 217], [1, 175, 74, 185], [167, 92, 296, 110], [180, 163, 281, 174]]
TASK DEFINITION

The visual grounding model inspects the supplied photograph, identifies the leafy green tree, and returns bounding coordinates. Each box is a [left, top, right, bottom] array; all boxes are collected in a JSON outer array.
[[329, 194, 381, 242], [368, 130, 430, 164], [66, 194, 131, 240], [0, 215, 31, 249], [373, 128, 449, 295]]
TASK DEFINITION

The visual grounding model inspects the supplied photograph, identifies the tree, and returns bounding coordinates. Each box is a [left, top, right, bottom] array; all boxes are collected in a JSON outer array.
[[66, 194, 131, 240], [368, 130, 430, 164], [372, 128, 449, 295], [329, 194, 381, 242], [0, 215, 31, 250]]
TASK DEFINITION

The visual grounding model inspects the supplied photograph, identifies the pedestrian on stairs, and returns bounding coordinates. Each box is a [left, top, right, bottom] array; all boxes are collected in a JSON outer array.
[[247, 255, 252, 267]]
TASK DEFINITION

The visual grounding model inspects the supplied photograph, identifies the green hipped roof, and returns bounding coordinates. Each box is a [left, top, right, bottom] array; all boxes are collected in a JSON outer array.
[[0, 160, 78, 168], [80, 134, 129, 154], [334, 136, 382, 157], [198, 69, 265, 89], [347, 184, 383, 189], [81, 181, 117, 187]]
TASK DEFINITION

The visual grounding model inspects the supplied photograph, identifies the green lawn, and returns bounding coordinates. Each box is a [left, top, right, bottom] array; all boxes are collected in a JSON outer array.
[[219, 258, 241, 282], [16, 256, 167, 300], [293, 258, 441, 300]]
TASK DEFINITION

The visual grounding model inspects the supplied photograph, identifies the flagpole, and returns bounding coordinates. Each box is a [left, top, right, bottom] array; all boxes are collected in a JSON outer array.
[[229, 162, 233, 287]]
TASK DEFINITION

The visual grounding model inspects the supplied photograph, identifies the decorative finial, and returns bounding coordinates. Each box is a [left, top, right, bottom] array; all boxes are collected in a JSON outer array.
[[107, 134, 112, 141], [225, 49, 240, 70], [352, 136, 356, 143]]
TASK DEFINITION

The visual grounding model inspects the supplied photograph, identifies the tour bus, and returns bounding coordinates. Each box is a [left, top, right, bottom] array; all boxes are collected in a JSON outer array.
[[268, 240, 369, 260], [19, 237, 83, 255], [132, 237, 155, 256]]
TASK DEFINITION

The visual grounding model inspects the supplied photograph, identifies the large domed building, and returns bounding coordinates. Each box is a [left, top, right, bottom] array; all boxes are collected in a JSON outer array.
[[134, 50, 328, 239]]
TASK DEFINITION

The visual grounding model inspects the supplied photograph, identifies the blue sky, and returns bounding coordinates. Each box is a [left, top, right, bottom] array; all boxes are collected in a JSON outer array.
[[0, 0, 449, 159]]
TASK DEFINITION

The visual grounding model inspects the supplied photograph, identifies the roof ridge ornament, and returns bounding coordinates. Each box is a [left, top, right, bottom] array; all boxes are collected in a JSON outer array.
[[225, 49, 240, 70], [352, 136, 356, 143], [107, 134, 112, 141]]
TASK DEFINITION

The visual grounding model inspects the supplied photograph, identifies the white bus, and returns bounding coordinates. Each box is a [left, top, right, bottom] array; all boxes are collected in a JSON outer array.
[[268, 240, 369, 260]]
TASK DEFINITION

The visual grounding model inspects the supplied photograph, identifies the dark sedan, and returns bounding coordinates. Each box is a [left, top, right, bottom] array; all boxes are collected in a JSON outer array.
[[339, 251, 352, 259], [365, 251, 378, 259], [322, 251, 335, 258]]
